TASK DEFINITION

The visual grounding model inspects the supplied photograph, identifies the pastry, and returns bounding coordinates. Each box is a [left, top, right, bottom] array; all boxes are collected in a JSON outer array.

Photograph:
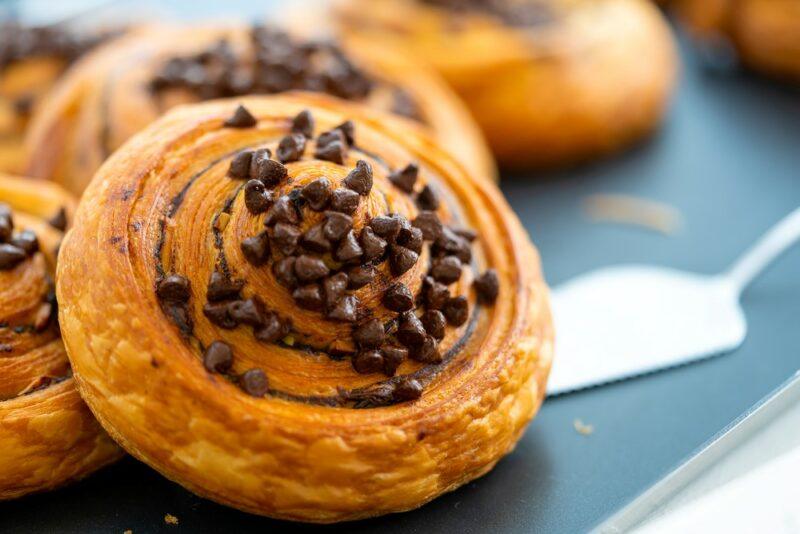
[[57, 95, 553, 522], [674, 0, 800, 81], [24, 24, 494, 195], [0, 22, 115, 174], [334, 0, 679, 168], [0, 173, 121, 500]]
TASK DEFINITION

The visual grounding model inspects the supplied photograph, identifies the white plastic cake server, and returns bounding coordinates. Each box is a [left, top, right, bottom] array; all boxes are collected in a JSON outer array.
[[548, 206, 800, 396]]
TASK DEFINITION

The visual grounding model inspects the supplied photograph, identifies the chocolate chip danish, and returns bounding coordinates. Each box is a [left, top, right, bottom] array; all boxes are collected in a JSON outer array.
[[334, 0, 678, 169], [24, 24, 494, 196], [57, 94, 552, 522], [0, 173, 121, 500]]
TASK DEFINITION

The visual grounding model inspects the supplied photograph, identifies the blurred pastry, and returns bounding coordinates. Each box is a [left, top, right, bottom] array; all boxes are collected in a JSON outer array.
[[334, 0, 679, 169], [57, 94, 552, 521], [24, 24, 494, 194]]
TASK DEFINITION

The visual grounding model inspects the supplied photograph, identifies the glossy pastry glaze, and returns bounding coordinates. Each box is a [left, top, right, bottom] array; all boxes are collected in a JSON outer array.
[[24, 24, 494, 195], [0, 173, 121, 500], [334, 0, 678, 169], [675, 0, 800, 81], [57, 94, 552, 522]]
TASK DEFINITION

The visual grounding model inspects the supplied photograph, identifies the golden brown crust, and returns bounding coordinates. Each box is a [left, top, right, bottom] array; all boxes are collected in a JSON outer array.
[[24, 24, 495, 195], [334, 0, 678, 169], [0, 173, 121, 500], [57, 94, 552, 522], [675, 0, 800, 82]]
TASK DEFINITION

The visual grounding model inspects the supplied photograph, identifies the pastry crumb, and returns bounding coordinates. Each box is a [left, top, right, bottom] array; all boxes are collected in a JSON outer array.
[[584, 194, 683, 235], [573, 418, 594, 436], [164, 514, 179, 525]]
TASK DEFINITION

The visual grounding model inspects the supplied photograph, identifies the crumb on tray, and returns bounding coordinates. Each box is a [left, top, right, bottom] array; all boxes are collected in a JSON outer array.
[[573, 418, 594, 436]]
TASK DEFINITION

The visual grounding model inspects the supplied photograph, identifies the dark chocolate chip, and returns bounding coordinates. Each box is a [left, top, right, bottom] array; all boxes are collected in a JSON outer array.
[[49, 208, 67, 232], [389, 163, 418, 193], [240, 368, 269, 397], [382, 345, 408, 376], [443, 295, 469, 326], [164, 301, 193, 335], [276, 133, 306, 163], [229, 150, 254, 179], [315, 140, 346, 165], [156, 274, 191, 303], [0, 210, 13, 242], [271, 223, 301, 255], [359, 226, 387, 263], [223, 104, 257, 128], [207, 272, 244, 302], [353, 318, 385, 349], [203, 302, 237, 329], [241, 232, 271, 266], [396, 226, 423, 254], [343, 160, 372, 195], [264, 195, 300, 226], [244, 179, 273, 214], [412, 211, 443, 241], [10, 230, 39, 256], [416, 184, 439, 211], [352, 350, 384, 374], [293, 284, 324, 311], [254, 312, 291, 343], [347, 264, 376, 289], [454, 227, 478, 242], [411, 335, 441, 363], [394, 377, 423, 401], [317, 129, 345, 148], [300, 223, 331, 253], [250, 149, 287, 186], [204, 341, 233, 373], [474, 269, 499, 304], [422, 276, 450, 310], [323, 272, 349, 309], [421, 309, 446, 340], [327, 295, 359, 322], [335, 120, 355, 146], [273, 256, 298, 289], [431, 256, 462, 284], [323, 211, 353, 241], [301, 178, 331, 211], [433, 227, 472, 263], [397, 311, 426, 347], [389, 245, 418, 276], [228, 298, 265, 326], [383, 283, 414, 312], [294, 254, 330, 282], [329, 188, 359, 214], [291, 109, 314, 138], [335, 230, 363, 263], [369, 215, 401, 241]]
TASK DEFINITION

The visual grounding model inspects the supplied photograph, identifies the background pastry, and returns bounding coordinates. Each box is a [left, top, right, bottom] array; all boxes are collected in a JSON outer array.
[[334, 0, 679, 169], [673, 0, 800, 82], [0, 173, 121, 500], [24, 23, 494, 195], [57, 94, 553, 522]]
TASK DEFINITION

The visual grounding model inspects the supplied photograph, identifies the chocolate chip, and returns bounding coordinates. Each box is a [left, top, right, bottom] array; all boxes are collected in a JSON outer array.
[[412, 211, 443, 241], [291, 109, 314, 138], [164, 301, 193, 335], [397, 226, 423, 254], [329, 188, 359, 214], [273, 256, 298, 289], [254, 311, 291, 343], [352, 350, 384, 374], [394, 377, 423, 401], [323, 272, 349, 309], [10, 230, 39, 255], [244, 179, 273, 214], [359, 227, 387, 263], [315, 140, 346, 164], [264, 195, 300, 226], [229, 150, 254, 179], [276, 133, 306, 163], [389, 163, 418, 193], [421, 276, 449, 310], [323, 211, 353, 241], [334, 230, 363, 263], [327, 295, 359, 322], [397, 311, 426, 347], [240, 368, 269, 397], [298, 223, 329, 254], [294, 255, 330, 282], [443, 295, 469, 326], [421, 309, 446, 340], [156, 274, 191, 302], [228, 298, 265, 326], [204, 341, 233, 373], [431, 256, 462, 284], [335, 120, 355, 145], [389, 245, 418, 276], [454, 228, 478, 242], [343, 160, 372, 195], [383, 283, 414, 312], [411, 335, 441, 363], [207, 272, 244, 302], [416, 184, 439, 211], [224, 104, 257, 128], [474, 269, 499, 304], [347, 264, 376, 289], [203, 302, 237, 329], [382, 345, 407, 376], [49, 208, 67, 232], [353, 318, 385, 349], [317, 129, 345, 148], [369, 215, 401, 241], [250, 149, 287, 186], [301, 178, 331, 211], [0, 209, 13, 242], [241, 232, 271, 266], [271, 223, 301, 255], [293, 284, 324, 311], [433, 227, 472, 264]]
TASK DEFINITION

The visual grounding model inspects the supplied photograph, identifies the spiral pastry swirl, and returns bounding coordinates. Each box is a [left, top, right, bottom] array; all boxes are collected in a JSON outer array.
[[58, 94, 552, 522], [24, 24, 494, 196], [0, 173, 121, 500]]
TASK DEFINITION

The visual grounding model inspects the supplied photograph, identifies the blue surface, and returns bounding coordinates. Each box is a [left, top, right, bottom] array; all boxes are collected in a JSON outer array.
[[2, 13, 800, 534]]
